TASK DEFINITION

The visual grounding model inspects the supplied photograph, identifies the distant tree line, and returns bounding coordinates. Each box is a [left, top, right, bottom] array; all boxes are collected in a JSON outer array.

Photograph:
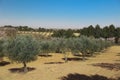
[[2, 25, 78, 32], [2, 25, 54, 32], [2, 24, 120, 43], [80, 24, 120, 43]]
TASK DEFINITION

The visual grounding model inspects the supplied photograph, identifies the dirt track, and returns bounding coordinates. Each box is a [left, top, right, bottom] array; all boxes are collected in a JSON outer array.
[[0, 46, 120, 80]]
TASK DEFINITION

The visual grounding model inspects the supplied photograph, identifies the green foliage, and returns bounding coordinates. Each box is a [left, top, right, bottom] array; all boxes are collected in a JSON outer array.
[[1, 34, 113, 63], [80, 24, 120, 44], [108, 24, 115, 37], [7, 35, 39, 63], [80, 25, 95, 37], [0, 38, 12, 61], [87, 25, 95, 36], [38, 36, 113, 61], [102, 26, 110, 39], [57, 38, 69, 62], [7, 35, 39, 72], [50, 38, 64, 53], [39, 40, 51, 55], [3, 25, 120, 44], [0, 25, 116, 63], [94, 24, 101, 38], [114, 27, 120, 43], [49, 38, 69, 53], [52, 29, 74, 38], [48, 38, 59, 53], [0, 39, 4, 58], [39, 38, 71, 62], [67, 36, 112, 60]]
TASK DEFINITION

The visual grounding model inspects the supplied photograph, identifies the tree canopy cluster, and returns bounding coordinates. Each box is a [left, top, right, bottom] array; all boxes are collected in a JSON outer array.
[[51, 29, 76, 38], [0, 34, 113, 72], [39, 36, 112, 62], [80, 24, 120, 43]]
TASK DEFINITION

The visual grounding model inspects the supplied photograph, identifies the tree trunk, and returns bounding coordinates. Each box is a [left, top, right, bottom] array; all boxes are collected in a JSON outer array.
[[0, 57, 3, 62], [82, 53, 85, 61], [105, 37, 107, 41], [23, 62, 28, 73], [115, 37, 119, 44], [64, 52, 68, 63], [64, 54, 68, 63]]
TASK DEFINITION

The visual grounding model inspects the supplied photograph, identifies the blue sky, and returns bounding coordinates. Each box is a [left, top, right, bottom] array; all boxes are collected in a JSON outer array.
[[0, 0, 120, 29]]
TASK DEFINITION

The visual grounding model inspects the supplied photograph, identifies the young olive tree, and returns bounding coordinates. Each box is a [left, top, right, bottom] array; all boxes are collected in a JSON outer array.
[[78, 36, 90, 60], [66, 37, 87, 60], [86, 38, 100, 56], [57, 38, 70, 63], [48, 38, 59, 53], [39, 40, 51, 56], [68, 38, 82, 56], [63, 39, 71, 63], [7, 35, 39, 72]]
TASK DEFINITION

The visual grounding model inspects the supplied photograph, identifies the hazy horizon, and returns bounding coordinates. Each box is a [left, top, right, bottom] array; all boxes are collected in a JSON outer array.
[[0, 0, 120, 29]]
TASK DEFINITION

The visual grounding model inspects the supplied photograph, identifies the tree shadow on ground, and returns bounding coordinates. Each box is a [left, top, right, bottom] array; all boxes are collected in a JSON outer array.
[[8, 67, 35, 73], [92, 63, 120, 71], [0, 61, 10, 66], [62, 57, 88, 61], [60, 73, 116, 80], [38, 55, 52, 57], [115, 60, 120, 62], [117, 77, 120, 80], [73, 54, 95, 57], [116, 53, 120, 56], [44, 62, 64, 64]]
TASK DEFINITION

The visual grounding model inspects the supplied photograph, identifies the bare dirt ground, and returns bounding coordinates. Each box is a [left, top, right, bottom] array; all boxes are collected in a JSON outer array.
[[0, 46, 120, 80]]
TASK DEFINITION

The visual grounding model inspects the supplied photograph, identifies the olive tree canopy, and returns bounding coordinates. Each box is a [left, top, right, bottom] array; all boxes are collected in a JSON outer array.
[[7, 35, 39, 72]]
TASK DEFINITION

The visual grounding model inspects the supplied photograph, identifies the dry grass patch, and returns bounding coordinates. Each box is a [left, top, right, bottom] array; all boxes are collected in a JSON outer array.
[[0, 46, 120, 80]]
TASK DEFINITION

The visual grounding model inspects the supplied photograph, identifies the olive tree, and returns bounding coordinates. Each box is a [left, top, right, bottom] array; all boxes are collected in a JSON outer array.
[[48, 38, 59, 53], [68, 38, 82, 55], [7, 35, 39, 72], [78, 36, 90, 60], [70, 36, 98, 60], [79, 36, 112, 57], [51, 38, 70, 63], [57, 38, 69, 63], [86, 38, 101, 56], [63, 39, 71, 63], [39, 40, 51, 56]]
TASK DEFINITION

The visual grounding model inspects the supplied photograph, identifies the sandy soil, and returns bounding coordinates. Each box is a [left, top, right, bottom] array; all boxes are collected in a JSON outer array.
[[0, 46, 120, 80]]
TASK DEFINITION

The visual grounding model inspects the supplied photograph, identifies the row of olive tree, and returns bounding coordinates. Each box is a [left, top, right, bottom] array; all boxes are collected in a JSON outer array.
[[0, 35, 112, 72], [39, 36, 113, 62]]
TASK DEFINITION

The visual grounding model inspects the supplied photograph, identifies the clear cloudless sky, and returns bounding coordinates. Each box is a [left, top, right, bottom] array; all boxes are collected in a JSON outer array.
[[0, 0, 120, 29]]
